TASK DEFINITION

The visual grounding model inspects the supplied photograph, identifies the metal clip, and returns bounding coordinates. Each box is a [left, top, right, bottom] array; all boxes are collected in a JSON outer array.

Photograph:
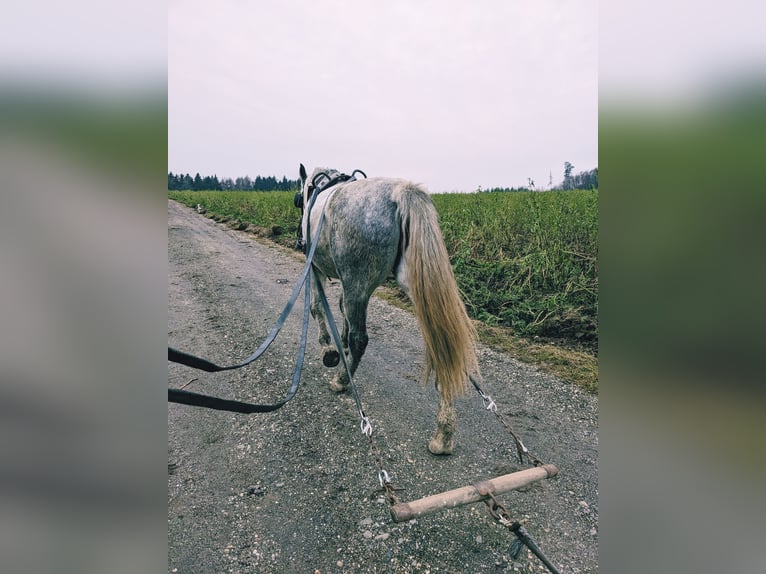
[[360, 416, 373, 436], [378, 469, 391, 487], [512, 436, 529, 464], [481, 392, 497, 412]]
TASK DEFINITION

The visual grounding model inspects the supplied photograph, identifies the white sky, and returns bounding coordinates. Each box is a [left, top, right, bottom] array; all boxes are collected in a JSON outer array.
[[601, 1, 766, 106], [169, 1, 597, 192]]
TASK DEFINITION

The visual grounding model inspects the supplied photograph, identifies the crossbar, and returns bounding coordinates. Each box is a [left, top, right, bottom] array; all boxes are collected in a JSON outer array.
[[390, 464, 558, 522]]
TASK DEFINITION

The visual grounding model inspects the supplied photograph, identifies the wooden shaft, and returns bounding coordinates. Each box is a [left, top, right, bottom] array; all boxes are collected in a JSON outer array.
[[390, 464, 558, 523]]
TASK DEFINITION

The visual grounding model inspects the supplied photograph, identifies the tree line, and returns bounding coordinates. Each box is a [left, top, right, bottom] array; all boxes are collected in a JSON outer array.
[[562, 162, 598, 191], [168, 172, 300, 191], [479, 163, 598, 193], [170, 162, 597, 193]]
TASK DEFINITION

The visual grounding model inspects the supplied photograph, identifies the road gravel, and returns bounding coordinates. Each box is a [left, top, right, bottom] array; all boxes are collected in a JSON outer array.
[[168, 200, 598, 573]]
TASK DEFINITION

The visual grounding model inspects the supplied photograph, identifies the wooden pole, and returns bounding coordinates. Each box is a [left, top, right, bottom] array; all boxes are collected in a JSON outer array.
[[390, 464, 558, 523]]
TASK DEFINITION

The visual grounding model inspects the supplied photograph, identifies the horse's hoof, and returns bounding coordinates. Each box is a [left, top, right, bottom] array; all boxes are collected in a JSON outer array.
[[428, 437, 454, 455], [328, 379, 348, 393], [322, 349, 340, 367]]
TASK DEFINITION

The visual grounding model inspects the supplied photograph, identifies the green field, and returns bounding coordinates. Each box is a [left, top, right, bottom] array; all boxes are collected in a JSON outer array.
[[433, 191, 597, 345], [170, 189, 598, 389]]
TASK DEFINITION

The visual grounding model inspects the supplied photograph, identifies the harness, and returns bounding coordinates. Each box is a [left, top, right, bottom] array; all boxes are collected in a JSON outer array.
[[294, 169, 366, 251], [295, 168, 367, 209]]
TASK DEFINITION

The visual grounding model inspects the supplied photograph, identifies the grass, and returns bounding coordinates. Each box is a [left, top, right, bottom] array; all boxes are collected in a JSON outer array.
[[433, 191, 598, 348], [169, 189, 598, 392], [374, 284, 598, 393], [170, 191, 299, 236]]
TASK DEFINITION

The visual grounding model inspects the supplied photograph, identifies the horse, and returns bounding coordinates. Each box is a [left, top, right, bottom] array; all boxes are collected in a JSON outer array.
[[297, 164, 481, 455]]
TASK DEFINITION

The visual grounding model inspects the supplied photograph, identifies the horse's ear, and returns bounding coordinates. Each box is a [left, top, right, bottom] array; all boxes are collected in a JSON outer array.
[[299, 163, 307, 180]]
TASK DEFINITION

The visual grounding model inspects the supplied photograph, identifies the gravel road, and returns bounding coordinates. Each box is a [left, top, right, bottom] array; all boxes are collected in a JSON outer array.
[[167, 199, 598, 573]]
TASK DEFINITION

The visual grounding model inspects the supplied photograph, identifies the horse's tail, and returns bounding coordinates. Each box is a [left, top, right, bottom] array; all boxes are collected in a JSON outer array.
[[393, 183, 479, 402]]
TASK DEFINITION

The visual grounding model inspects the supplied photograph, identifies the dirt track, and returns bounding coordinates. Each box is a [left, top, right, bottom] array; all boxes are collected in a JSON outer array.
[[167, 199, 598, 573]]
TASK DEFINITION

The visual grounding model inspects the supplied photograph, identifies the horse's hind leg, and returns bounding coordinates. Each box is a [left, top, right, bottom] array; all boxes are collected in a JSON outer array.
[[310, 271, 340, 368], [428, 383, 456, 455], [329, 295, 369, 392]]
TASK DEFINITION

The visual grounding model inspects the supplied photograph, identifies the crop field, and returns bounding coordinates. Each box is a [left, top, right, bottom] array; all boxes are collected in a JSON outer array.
[[169, 188, 598, 388], [432, 191, 597, 345]]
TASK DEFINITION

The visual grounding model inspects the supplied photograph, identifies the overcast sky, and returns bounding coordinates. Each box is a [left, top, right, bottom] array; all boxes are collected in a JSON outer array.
[[169, 1, 597, 192]]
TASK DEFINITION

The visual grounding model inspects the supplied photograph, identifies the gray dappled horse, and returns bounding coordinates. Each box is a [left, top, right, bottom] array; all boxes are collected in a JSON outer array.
[[298, 164, 480, 454]]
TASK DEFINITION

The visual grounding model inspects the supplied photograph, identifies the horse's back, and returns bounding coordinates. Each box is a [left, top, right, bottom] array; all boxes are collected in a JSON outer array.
[[329, 177, 403, 234], [313, 178, 411, 290]]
